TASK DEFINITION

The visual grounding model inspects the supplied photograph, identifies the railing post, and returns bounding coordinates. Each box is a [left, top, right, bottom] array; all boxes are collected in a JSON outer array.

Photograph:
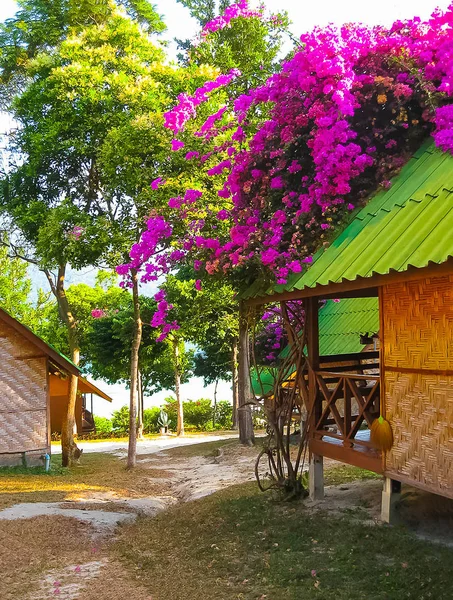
[[343, 377, 352, 447]]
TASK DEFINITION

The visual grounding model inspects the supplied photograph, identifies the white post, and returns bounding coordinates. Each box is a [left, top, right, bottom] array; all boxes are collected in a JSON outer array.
[[381, 477, 401, 523], [309, 454, 324, 500]]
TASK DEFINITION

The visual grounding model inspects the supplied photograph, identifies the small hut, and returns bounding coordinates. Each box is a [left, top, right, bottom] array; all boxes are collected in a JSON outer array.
[[0, 307, 111, 467], [243, 140, 453, 521]]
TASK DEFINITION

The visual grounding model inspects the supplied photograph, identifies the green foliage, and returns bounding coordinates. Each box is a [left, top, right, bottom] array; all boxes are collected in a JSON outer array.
[[87, 293, 178, 395], [164, 397, 215, 431], [0, 0, 210, 283], [31, 273, 179, 395], [190, 9, 291, 88], [176, 0, 232, 26], [0, 245, 34, 324], [164, 273, 237, 386], [143, 407, 161, 434], [111, 405, 130, 435], [93, 416, 113, 435], [184, 399, 213, 429], [214, 400, 233, 429], [251, 406, 266, 429]]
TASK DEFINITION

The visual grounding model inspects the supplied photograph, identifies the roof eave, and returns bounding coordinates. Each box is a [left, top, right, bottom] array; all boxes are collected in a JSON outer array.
[[244, 259, 453, 306], [0, 308, 80, 376]]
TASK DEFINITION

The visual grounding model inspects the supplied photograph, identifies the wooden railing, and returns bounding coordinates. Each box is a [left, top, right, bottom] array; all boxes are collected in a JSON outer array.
[[311, 352, 380, 450]]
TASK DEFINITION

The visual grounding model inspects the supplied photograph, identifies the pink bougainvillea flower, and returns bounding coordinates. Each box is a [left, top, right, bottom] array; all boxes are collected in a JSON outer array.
[[118, 3, 453, 337], [151, 177, 165, 190], [195, 279, 202, 290], [171, 139, 185, 151]]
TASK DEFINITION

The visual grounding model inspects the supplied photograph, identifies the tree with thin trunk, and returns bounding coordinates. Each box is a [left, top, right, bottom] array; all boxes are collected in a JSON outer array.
[[127, 269, 142, 468], [231, 339, 239, 429], [0, 1, 199, 466], [172, 335, 184, 436], [238, 302, 255, 446]]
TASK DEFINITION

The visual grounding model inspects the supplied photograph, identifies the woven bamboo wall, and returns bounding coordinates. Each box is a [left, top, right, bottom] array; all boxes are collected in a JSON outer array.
[[0, 320, 49, 458], [382, 275, 453, 498]]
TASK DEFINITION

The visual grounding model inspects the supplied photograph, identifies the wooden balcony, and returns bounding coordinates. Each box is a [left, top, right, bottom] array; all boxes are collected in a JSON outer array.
[[309, 351, 383, 473]]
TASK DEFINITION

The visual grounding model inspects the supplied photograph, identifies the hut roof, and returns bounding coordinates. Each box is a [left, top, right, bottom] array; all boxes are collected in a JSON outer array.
[[243, 139, 453, 304], [0, 307, 79, 376]]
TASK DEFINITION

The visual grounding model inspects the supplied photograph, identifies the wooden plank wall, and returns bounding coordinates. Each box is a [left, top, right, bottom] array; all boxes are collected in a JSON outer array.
[[382, 274, 453, 498], [0, 320, 49, 463]]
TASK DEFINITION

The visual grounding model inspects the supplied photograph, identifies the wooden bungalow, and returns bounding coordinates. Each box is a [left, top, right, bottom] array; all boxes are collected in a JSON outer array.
[[243, 140, 453, 521], [0, 307, 112, 467]]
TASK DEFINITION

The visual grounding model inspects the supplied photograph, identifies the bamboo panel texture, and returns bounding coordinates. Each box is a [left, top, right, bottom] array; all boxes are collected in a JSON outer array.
[[383, 275, 453, 497], [0, 321, 48, 454]]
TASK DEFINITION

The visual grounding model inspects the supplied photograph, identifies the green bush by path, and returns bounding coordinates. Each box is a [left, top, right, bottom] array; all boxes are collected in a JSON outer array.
[[110, 398, 234, 435], [214, 400, 233, 429], [143, 407, 161, 433], [93, 416, 113, 435]]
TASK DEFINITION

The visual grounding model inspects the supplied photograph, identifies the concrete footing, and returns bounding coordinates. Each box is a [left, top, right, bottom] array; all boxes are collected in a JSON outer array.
[[309, 454, 324, 500], [381, 477, 402, 523]]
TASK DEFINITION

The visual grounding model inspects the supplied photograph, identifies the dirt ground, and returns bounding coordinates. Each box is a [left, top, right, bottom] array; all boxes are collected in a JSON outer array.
[[2, 440, 453, 599]]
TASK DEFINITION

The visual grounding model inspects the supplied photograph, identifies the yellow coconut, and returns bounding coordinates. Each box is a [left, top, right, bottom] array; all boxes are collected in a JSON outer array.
[[370, 415, 393, 451]]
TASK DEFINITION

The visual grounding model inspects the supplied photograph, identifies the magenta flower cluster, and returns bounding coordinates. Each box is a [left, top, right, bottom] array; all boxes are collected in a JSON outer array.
[[201, 1, 263, 38], [151, 290, 180, 342], [119, 3, 453, 338], [164, 70, 241, 135]]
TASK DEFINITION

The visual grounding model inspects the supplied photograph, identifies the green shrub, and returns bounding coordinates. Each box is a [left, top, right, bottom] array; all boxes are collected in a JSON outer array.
[[252, 406, 266, 428], [163, 397, 177, 428], [112, 405, 130, 435], [93, 416, 113, 435], [183, 399, 213, 430], [214, 400, 233, 429], [143, 407, 161, 434], [163, 397, 215, 431]]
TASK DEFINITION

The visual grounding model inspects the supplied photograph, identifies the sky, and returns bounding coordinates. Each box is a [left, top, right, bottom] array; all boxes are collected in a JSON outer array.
[[0, 0, 451, 416]]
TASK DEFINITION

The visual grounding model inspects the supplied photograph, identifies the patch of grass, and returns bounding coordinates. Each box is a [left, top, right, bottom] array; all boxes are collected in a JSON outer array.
[[0, 463, 66, 476], [163, 439, 239, 459], [0, 452, 170, 510], [324, 464, 382, 487], [116, 482, 453, 600]]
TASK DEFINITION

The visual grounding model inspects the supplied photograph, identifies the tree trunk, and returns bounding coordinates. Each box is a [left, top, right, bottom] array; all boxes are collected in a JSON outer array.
[[137, 370, 144, 439], [238, 302, 255, 446], [232, 339, 239, 430], [173, 337, 184, 436], [44, 265, 81, 467], [127, 269, 142, 469], [213, 378, 218, 428]]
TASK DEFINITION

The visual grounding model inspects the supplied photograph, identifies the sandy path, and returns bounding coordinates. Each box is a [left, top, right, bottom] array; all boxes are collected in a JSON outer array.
[[51, 433, 238, 455]]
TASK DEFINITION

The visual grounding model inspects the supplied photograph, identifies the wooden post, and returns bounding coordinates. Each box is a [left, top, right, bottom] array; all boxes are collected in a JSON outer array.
[[309, 454, 324, 500], [305, 297, 323, 499], [381, 477, 401, 523]]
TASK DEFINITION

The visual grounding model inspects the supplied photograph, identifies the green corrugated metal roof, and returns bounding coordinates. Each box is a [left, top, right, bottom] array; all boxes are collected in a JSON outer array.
[[251, 297, 379, 394], [244, 139, 453, 301], [318, 297, 379, 355]]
